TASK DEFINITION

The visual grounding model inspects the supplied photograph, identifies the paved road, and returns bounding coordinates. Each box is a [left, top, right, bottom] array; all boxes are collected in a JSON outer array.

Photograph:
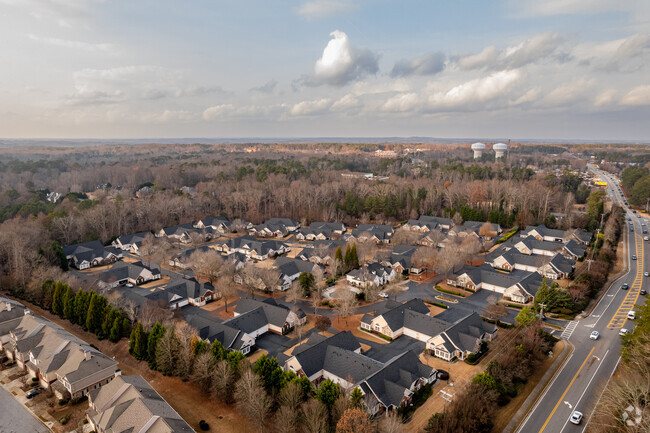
[[516, 166, 646, 432], [0, 387, 49, 433]]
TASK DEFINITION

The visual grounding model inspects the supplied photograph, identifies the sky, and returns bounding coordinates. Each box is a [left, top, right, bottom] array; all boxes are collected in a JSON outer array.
[[1, 0, 650, 140]]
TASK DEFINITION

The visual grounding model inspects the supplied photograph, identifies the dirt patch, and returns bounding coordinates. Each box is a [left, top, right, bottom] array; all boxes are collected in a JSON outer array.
[[409, 270, 437, 283], [7, 297, 253, 433], [122, 256, 140, 264], [202, 296, 240, 312], [424, 304, 447, 317]]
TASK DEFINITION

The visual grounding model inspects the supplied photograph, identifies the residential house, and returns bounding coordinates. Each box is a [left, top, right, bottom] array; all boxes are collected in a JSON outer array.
[[194, 216, 231, 233], [1, 315, 118, 399], [520, 224, 567, 242], [156, 223, 212, 244], [284, 331, 436, 414], [295, 222, 346, 241], [350, 224, 394, 243], [214, 235, 289, 260], [0, 298, 29, 347], [168, 245, 214, 269], [63, 241, 123, 270], [112, 231, 151, 254], [448, 264, 544, 303], [346, 263, 396, 288], [360, 299, 431, 339], [383, 245, 424, 274], [426, 312, 497, 361], [86, 374, 194, 433], [486, 249, 574, 279], [145, 278, 215, 309], [250, 218, 300, 238], [295, 240, 346, 265], [97, 261, 161, 289], [417, 215, 454, 230], [230, 298, 306, 336], [184, 314, 255, 355], [274, 257, 320, 290]]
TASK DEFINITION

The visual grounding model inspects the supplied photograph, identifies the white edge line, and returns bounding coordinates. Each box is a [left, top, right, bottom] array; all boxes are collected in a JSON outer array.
[[559, 349, 610, 433], [514, 342, 575, 433], [580, 355, 622, 433]]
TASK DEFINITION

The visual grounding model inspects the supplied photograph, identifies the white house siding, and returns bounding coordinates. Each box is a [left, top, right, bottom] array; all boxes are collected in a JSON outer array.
[[403, 328, 429, 342], [481, 282, 507, 293]]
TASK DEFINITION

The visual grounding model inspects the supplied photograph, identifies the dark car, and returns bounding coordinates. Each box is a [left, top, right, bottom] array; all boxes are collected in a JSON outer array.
[[622, 283, 629, 290], [641, 289, 647, 295], [26, 388, 40, 399], [632, 255, 637, 260]]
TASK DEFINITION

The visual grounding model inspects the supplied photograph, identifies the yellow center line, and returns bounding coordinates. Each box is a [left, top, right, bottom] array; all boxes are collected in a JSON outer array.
[[607, 232, 644, 328], [539, 346, 596, 432]]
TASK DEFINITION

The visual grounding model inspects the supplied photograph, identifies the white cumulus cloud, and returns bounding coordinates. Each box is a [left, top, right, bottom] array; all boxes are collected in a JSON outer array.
[[620, 85, 650, 106], [303, 30, 379, 86], [390, 52, 446, 77], [290, 98, 332, 116], [203, 104, 235, 120]]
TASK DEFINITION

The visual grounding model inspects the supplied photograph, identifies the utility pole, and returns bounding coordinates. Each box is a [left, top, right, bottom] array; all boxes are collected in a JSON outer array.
[[538, 302, 547, 320]]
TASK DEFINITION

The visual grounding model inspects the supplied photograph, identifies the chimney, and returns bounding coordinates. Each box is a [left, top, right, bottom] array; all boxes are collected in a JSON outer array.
[[114, 369, 122, 377], [84, 351, 91, 361], [6, 303, 10, 312]]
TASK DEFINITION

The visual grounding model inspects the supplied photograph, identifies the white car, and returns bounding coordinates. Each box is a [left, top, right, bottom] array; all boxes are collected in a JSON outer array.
[[619, 328, 629, 336], [645, 272, 649, 277], [378, 292, 388, 298], [570, 411, 583, 425], [589, 331, 599, 340], [125, 283, 134, 288]]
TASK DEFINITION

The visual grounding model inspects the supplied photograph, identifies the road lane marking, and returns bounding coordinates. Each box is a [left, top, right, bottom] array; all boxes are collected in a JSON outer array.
[[538, 346, 595, 433], [559, 350, 610, 433], [607, 232, 644, 329], [581, 355, 622, 433], [561, 321, 578, 339]]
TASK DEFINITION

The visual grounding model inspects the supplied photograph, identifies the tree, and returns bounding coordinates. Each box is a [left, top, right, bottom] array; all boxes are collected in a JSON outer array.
[[515, 307, 537, 327], [483, 295, 508, 322], [335, 246, 343, 269], [478, 222, 497, 238], [191, 352, 215, 392], [109, 319, 122, 343], [412, 247, 438, 271], [298, 272, 315, 297], [63, 286, 75, 322], [155, 328, 179, 375], [86, 293, 107, 335], [301, 399, 328, 433], [344, 243, 352, 270], [336, 290, 357, 326], [52, 281, 65, 316], [235, 368, 271, 432], [336, 408, 374, 433], [253, 354, 285, 394], [131, 322, 149, 361], [218, 260, 238, 312], [316, 378, 340, 410], [350, 243, 359, 269], [190, 249, 224, 284], [379, 412, 404, 433], [147, 322, 166, 368], [315, 315, 331, 332], [212, 360, 235, 402], [350, 386, 364, 408]]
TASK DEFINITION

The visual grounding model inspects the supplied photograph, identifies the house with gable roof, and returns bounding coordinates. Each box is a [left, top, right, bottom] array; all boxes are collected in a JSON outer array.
[[63, 240, 123, 270], [426, 312, 497, 361]]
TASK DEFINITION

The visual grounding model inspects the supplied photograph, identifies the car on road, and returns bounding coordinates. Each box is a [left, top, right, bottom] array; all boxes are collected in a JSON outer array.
[[645, 272, 649, 277], [125, 283, 134, 288], [641, 289, 647, 295], [632, 255, 637, 260], [619, 328, 629, 336], [590, 330, 599, 340], [644, 236, 649, 241], [627, 310, 636, 320], [378, 292, 388, 298], [622, 283, 629, 290], [569, 411, 583, 425], [26, 389, 40, 399]]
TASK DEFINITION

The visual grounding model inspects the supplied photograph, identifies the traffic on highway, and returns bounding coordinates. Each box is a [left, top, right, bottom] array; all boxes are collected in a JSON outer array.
[[516, 165, 647, 433]]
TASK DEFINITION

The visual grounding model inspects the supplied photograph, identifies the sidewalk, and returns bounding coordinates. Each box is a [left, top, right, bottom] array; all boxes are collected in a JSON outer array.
[[502, 340, 574, 433]]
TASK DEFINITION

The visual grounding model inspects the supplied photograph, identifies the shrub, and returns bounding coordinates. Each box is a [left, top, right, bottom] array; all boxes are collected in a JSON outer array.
[[355, 292, 365, 301], [199, 420, 210, 430], [31, 377, 38, 382], [59, 415, 70, 425], [435, 286, 465, 297], [431, 301, 449, 309], [58, 399, 68, 406]]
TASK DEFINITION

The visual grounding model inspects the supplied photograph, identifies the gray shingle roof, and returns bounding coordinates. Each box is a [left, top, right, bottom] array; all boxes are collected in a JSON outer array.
[[291, 331, 362, 378], [374, 299, 430, 332]]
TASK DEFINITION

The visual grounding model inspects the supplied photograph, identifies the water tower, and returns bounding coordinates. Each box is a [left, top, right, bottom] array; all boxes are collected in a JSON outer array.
[[493, 142, 508, 158], [471, 142, 486, 159]]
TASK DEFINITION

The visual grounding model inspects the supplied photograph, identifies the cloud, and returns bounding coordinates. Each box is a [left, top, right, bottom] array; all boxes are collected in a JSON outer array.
[[543, 78, 595, 106], [301, 30, 379, 86], [507, 0, 649, 18], [297, 0, 355, 19], [456, 46, 500, 70], [593, 89, 618, 107], [381, 92, 421, 112], [604, 34, 650, 72], [429, 69, 522, 110], [455, 32, 565, 70], [250, 79, 278, 94], [202, 104, 235, 120], [290, 98, 332, 116], [28, 34, 118, 54], [620, 85, 650, 106], [331, 94, 361, 112], [139, 110, 198, 124], [390, 52, 446, 78], [66, 66, 226, 106]]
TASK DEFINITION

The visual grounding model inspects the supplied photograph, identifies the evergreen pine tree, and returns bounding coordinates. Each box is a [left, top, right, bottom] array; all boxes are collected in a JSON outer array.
[[350, 243, 359, 269], [344, 244, 352, 269], [52, 281, 65, 316], [63, 286, 75, 323], [86, 293, 107, 335], [74, 290, 90, 328], [109, 319, 122, 342], [121, 317, 131, 338], [211, 340, 228, 361], [147, 322, 166, 368], [132, 322, 148, 360]]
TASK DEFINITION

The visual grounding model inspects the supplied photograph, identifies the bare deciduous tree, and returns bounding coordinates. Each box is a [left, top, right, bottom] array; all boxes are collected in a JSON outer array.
[[301, 399, 328, 433], [336, 290, 358, 325], [235, 369, 271, 432], [191, 351, 215, 392], [190, 248, 224, 284], [379, 412, 404, 433], [212, 360, 235, 403]]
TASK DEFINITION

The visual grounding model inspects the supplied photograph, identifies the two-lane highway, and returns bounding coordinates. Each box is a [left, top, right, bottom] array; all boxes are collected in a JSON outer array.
[[516, 166, 647, 433]]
